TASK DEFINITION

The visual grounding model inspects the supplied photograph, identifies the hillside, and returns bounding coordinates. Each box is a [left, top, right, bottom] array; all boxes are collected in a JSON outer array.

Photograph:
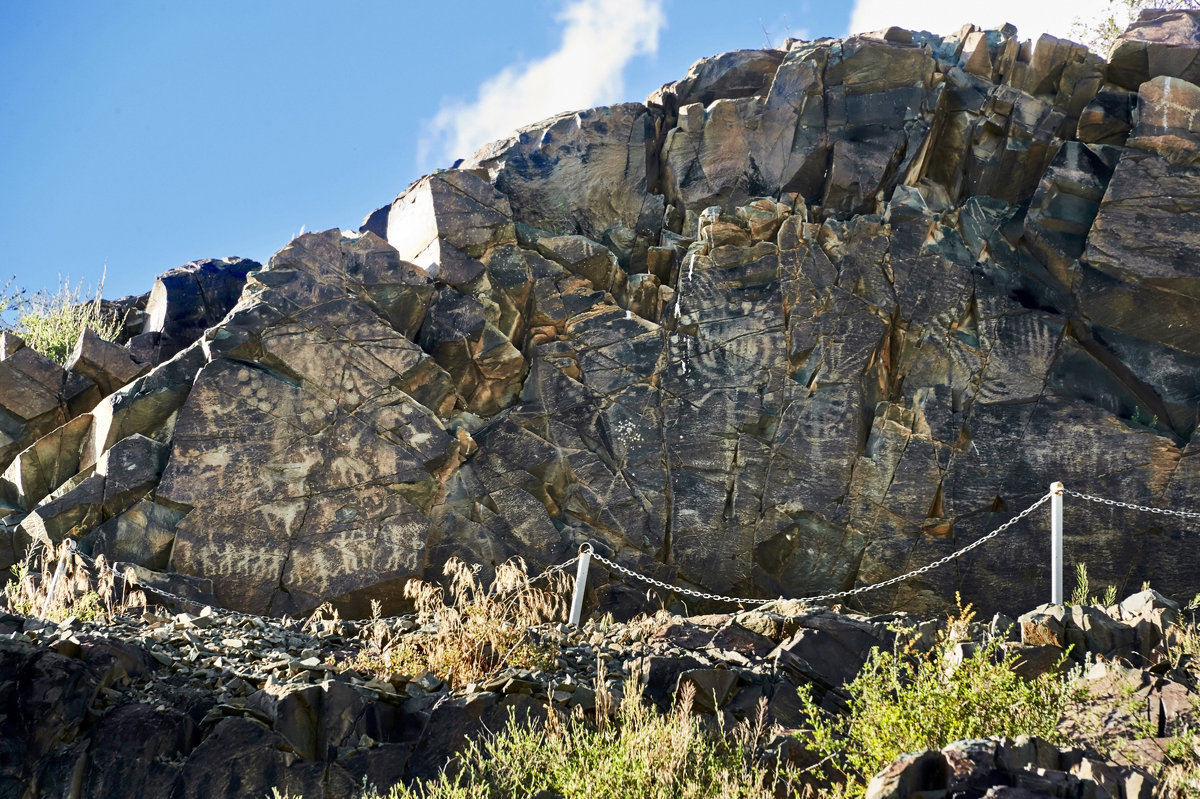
[[8, 10, 1200, 797]]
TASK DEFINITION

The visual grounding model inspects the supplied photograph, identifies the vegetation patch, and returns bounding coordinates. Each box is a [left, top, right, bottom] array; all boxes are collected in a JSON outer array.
[[352, 685, 794, 799], [1, 274, 122, 364], [328, 557, 570, 689], [795, 600, 1077, 797]]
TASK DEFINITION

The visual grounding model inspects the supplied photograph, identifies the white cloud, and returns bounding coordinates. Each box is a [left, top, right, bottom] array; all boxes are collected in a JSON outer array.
[[847, 0, 1108, 44], [419, 0, 665, 171]]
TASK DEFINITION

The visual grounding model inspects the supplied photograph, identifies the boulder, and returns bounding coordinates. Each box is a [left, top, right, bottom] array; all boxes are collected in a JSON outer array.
[[0, 337, 97, 475], [1127, 75, 1200, 165], [0, 413, 93, 511], [384, 169, 514, 279], [1107, 9, 1200, 91], [463, 103, 662, 242], [17, 433, 168, 545], [65, 327, 149, 397], [144, 257, 259, 362], [650, 49, 786, 110]]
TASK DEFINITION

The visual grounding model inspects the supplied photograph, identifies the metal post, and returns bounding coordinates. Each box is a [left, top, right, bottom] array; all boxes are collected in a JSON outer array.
[[40, 539, 76, 621], [1050, 482, 1064, 605], [568, 544, 592, 626]]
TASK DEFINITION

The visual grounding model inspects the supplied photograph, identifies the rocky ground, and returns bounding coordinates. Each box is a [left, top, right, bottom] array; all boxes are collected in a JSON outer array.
[[3, 586, 1198, 798]]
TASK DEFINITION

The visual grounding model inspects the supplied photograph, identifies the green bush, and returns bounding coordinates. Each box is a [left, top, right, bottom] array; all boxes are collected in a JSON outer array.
[[7, 275, 122, 365], [796, 603, 1075, 797], [372, 687, 793, 799]]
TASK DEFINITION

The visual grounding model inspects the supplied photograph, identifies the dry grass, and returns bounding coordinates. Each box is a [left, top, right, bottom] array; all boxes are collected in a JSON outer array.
[[2, 540, 146, 622], [331, 557, 571, 689]]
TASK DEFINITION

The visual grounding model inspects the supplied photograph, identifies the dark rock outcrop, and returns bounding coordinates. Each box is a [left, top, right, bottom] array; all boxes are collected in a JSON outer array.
[[6, 16, 1200, 622], [0, 591, 1181, 799]]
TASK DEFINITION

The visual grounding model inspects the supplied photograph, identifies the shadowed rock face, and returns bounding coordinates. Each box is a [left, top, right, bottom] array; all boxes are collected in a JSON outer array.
[[7, 17, 1200, 619]]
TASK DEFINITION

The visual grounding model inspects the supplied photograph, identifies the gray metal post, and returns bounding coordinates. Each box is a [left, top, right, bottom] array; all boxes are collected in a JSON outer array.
[[568, 545, 592, 626], [1050, 482, 1064, 605], [40, 539, 76, 621]]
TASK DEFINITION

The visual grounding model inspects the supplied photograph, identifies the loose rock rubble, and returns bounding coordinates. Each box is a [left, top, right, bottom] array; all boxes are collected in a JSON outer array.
[[3, 588, 1197, 797]]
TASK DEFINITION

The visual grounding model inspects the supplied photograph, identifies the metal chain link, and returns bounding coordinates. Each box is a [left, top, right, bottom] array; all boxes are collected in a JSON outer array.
[[587, 550, 776, 605], [526, 556, 579, 586], [1063, 488, 1200, 521], [583, 491, 1053, 606]]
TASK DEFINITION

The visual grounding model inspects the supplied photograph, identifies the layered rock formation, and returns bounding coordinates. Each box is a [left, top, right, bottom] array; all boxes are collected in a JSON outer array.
[[6, 12, 1200, 618]]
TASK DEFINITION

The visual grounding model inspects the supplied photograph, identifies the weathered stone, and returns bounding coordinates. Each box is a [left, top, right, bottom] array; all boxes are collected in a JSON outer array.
[[87, 499, 185, 570], [1020, 604, 1069, 649], [247, 679, 372, 760], [1107, 9, 1200, 91], [385, 169, 514, 276], [144, 257, 259, 361], [1081, 149, 1200, 356], [464, 104, 661, 242], [16, 433, 166, 546], [1127, 75, 1200, 165], [65, 327, 150, 397], [79, 703, 197, 798], [1023, 141, 1119, 280], [770, 616, 886, 690], [1076, 87, 1136, 145], [865, 749, 949, 799], [0, 343, 97, 476], [172, 717, 331, 799], [676, 668, 738, 714], [116, 562, 216, 607], [81, 342, 208, 471], [651, 49, 785, 109], [532, 234, 628, 302], [0, 413, 93, 510], [158, 231, 464, 616], [1068, 605, 1138, 660]]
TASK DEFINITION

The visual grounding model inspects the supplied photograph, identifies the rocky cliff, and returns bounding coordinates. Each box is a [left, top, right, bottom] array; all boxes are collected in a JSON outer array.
[[6, 11, 1200, 620]]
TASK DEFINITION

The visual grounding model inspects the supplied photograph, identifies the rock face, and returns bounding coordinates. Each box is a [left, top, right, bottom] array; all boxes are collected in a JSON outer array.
[[6, 16, 1200, 619]]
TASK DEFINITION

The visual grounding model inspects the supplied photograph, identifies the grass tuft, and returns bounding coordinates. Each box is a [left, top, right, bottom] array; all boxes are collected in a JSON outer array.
[[330, 557, 571, 689], [6, 274, 122, 364], [371, 684, 798, 799], [3, 541, 146, 622]]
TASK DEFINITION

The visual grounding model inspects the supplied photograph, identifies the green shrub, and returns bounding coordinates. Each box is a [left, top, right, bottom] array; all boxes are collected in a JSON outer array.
[[371, 686, 792, 799], [8, 275, 122, 365], [796, 602, 1075, 797]]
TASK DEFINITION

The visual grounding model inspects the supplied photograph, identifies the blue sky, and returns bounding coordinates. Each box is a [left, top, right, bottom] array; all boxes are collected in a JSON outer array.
[[0, 0, 1099, 302]]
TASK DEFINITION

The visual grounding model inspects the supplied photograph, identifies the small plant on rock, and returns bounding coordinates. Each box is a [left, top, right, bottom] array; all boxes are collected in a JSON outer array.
[[8, 274, 122, 364]]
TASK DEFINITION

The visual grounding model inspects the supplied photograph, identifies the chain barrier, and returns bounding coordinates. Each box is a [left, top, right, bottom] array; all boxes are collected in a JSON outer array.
[[582, 491, 1054, 606], [1063, 489, 1200, 521], [34, 484, 1195, 631]]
